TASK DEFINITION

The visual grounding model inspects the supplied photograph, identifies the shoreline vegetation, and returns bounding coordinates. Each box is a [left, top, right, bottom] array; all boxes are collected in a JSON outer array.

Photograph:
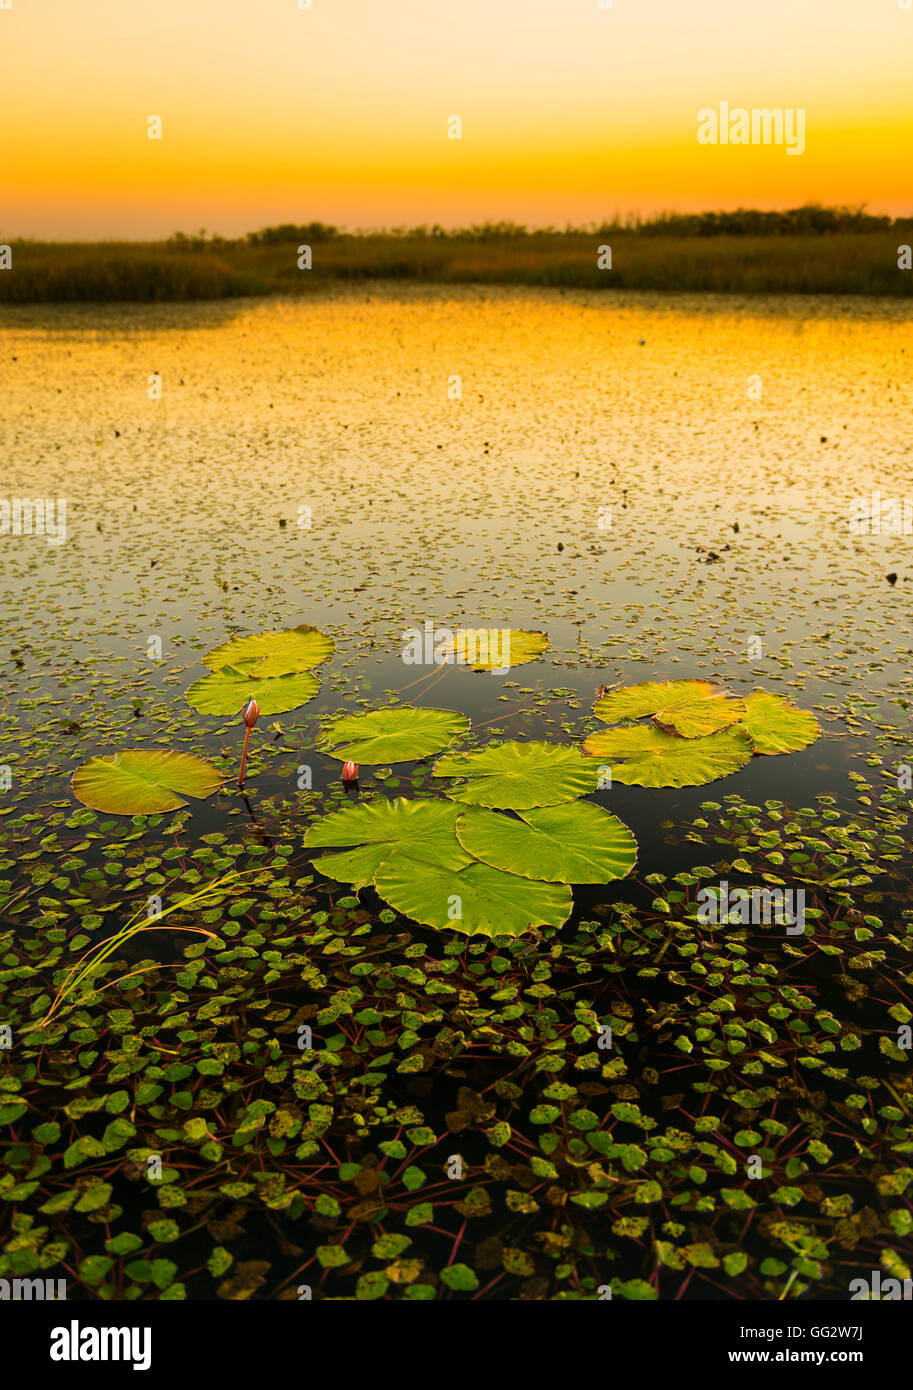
[[2, 206, 912, 303]]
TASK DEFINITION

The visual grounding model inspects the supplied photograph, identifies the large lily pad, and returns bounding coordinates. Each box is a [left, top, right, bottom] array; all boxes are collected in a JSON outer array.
[[433, 740, 598, 809], [583, 725, 753, 788], [203, 625, 334, 677], [186, 666, 318, 716], [594, 680, 718, 724], [441, 628, 550, 672], [654, 695, 747, 739], [318, 705, 470, 764], [304, 797, 471, 889], [72, 750, 223, 815], [742, 691, 820, 755], [373, 857, 572, 939], [456, 802, 636, 884], [595, 679, 744, 738]]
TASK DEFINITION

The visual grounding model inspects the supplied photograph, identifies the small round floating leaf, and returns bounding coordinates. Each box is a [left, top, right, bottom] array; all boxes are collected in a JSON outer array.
[[583, 726, 753, 788], [203, 624, 334, 677], [318, 705, 470, 764], [654, 696, 747, 739], [304, 797, 473, 889], [456, 803, 636, 884], [186, 666, 318, 716], [373, 856, 572, 938], [434, 740, 598, 809], [72, 751, 223, 815], [441, 628, 550, 672], [594, 679, 717, 724], [741, 690, 821, 755]]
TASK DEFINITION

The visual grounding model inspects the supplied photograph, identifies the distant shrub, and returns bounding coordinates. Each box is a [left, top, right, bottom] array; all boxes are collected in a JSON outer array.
[[246, 222, 339, 245]]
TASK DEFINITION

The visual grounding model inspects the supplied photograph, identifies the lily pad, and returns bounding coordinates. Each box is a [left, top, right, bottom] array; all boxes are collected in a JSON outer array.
[[433, 740, 598, 809], [186, 666, 318, 716], [654, 696, 747, 739], [741, 691, 821, 755], [373, 857, 572, 938], [456, 802, 637, 884], [203, 625, 334, 677], [595, 679, 744, 739], [318, 705, 470, 764], [583, 726, 753, 788], [72, 751, 223, 815], [441, 628, 550, 672], [304, 798, 472, 889], [594, 680, 719, 724]]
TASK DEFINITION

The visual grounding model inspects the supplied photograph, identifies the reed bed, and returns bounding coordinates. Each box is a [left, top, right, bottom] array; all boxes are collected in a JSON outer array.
[[2, 227, 911, 302]]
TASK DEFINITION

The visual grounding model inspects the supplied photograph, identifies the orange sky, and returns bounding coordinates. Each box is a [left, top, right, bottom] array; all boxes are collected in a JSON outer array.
[[2, 0, 911, 238]]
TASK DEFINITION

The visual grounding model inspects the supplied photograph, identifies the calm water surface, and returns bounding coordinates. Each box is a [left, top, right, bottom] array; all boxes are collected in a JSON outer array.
[[1, 285, 910, 845], [1, 288, 912, 1301]]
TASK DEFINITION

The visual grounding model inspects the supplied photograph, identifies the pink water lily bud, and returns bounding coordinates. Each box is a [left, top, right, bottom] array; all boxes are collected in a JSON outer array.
[[342, 761, 358, 782], [241, 698, 261, 728]]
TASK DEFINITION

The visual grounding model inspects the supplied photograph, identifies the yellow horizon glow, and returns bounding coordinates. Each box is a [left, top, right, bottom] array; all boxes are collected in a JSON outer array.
[[2, 0, 911, 239]]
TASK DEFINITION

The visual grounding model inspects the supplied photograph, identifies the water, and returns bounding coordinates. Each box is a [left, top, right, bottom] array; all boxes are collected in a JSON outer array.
[[1, 286, 911, 1302], [2, 285, 910, 840]]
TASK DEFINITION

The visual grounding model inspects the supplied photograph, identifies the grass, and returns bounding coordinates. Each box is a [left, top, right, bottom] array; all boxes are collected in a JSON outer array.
[[2, 227, 912, 303]]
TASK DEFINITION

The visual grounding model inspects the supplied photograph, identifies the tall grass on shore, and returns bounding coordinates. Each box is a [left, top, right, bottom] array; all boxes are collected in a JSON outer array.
[[2, 207, 911, 303]]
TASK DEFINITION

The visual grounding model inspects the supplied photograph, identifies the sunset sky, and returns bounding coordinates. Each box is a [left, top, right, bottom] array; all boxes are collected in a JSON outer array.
[[2, 0, 911, 239]]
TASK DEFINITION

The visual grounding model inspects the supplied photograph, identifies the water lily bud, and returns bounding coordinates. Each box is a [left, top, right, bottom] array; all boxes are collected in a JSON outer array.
[[342, 761, 358, 782], [241, 698, 261, 728]]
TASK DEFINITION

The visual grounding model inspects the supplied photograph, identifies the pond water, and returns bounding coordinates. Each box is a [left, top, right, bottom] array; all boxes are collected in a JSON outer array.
[[1, 286, 911, 1301]]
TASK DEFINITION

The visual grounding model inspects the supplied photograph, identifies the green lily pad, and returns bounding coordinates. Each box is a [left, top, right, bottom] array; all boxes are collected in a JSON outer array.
[[654, 696, 747, 739], [594, 680, 719, 724], [317, 705, 470, 764], [304, 797, 472, 889], [441, 628, 549, 671], [72, 751, 223, 815], [595, 679, 744, 738], [373, 856, 572, 938], [433, 740, 598, 809], [741, 690, 820, 755], [186, 666, 318, 716], [456, 803, 636, 884], [583, 726, 753, 788], [203, 625, 334, 677]]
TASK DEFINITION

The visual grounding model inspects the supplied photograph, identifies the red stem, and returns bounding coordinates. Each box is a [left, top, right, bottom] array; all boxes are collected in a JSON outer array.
[[238, 726, 252, 787]]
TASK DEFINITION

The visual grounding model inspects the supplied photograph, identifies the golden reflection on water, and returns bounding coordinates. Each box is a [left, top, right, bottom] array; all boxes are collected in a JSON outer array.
[[1, 286, 910, 690]]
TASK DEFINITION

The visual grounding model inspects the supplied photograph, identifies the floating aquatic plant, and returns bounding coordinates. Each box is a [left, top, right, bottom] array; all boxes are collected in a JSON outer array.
[[455, 802, 637, 884], [595, 679, 747, 738], [25, 871, 245, 1031], [71, 749, 223, 814], [304, 797, 472, 889], [317, 704, 470, 764], [202, 625, 335, 677], [583, 724, 754, 787], [373, 856, 572, 938], [305, 789, 636, 935], [187, 624, 333, 715], [433, 739, 598, 808], [585, 679, 819, 784], [741, 689, 821, 754], [186, 665, 320, 716], [440, 627, 550, 671]]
